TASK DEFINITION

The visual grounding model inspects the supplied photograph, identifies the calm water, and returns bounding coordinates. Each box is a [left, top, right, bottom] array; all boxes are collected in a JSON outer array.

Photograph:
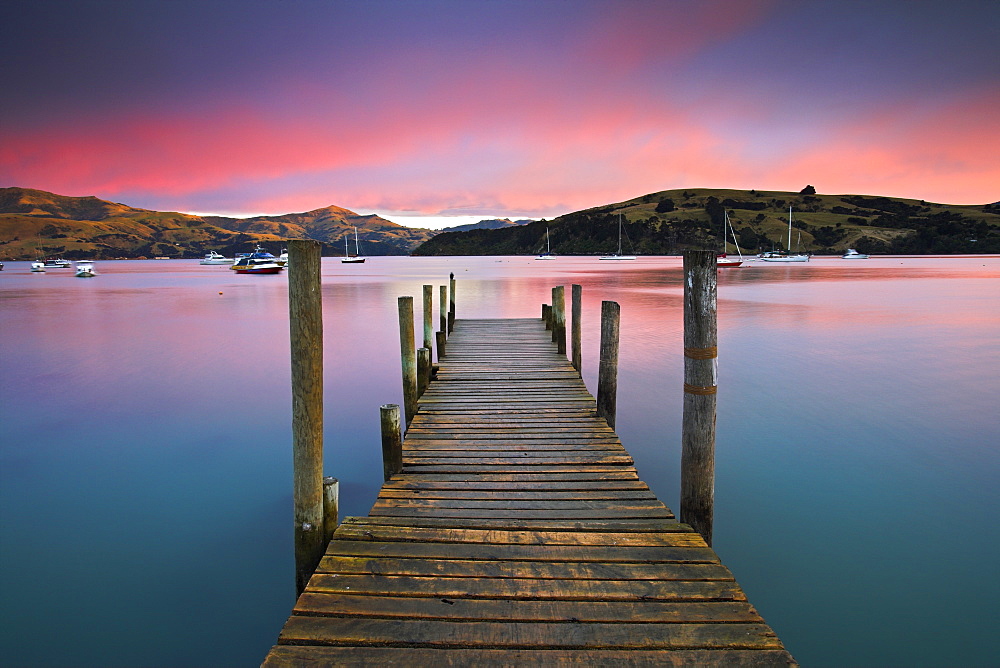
[[1, 255, 998, 667]]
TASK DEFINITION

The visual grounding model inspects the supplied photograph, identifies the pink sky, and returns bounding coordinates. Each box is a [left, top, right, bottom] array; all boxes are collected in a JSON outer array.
[[2, 0, 997, 226]]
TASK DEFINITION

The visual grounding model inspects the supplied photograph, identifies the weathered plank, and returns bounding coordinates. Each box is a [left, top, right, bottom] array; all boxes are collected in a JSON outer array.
[[263, 316, 793, 665]]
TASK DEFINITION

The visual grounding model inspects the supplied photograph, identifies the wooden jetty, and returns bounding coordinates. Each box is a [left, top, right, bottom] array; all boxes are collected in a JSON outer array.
[[264, 315, 794, 666]]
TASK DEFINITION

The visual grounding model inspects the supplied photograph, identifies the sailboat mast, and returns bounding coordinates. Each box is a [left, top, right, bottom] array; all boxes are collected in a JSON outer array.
[[354, 226, 360, 255], [787, 206, 793, 252]]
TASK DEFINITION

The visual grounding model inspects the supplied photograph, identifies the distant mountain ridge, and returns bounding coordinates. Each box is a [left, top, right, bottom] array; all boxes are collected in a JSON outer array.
[[412, 187, 1000, 256], [438, 218, 534, 233], [0, 187, 437, 259]]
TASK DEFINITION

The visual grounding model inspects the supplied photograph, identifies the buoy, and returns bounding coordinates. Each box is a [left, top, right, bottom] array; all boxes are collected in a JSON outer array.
[[219, 292, 223, 295]]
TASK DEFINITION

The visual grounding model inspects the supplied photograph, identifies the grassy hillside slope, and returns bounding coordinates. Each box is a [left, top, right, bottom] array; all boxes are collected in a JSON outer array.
[[0, 188, 436, 259], [413, 188, 1000, 256]]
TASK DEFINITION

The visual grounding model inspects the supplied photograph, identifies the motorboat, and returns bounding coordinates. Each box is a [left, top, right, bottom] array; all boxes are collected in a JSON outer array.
[[341, 227, 366, 263], [841, 248, 869, 259], [199, 251, 233, 265], [75, 261, 97, 277], [535, 227, 556, 260], [760, 207, 810, 262], [31, 261, 45, 272], [276, 248, 288, 266], [43, 258, 72, 268], [231, 246, 284, 274], [600, 214, 637, 260]]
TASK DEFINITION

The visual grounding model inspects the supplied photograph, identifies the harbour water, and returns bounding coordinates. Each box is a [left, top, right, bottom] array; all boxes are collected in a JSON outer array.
[[1, 255, 998, 667]]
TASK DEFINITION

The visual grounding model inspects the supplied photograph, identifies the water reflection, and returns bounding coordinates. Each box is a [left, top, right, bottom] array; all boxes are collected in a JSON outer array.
[[1, 256, 998, 667]]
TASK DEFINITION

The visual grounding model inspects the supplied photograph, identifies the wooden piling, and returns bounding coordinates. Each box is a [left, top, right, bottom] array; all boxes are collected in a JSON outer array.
[[596, 300, 620, 429], [542, 304, 551, 330], [322, 477, 339, 546], [398, 296, 418, 427], [423, 285, 433, 352], [287, 239, 325, 595], [439, 285, 447, 339], [680, 249, 718, 546], [448, 273, 455, 333], [571, 284, 582, 374], [553, 285, 566, 355], [380, 404, 403, 481], [436, 330, 446, 360], [417, 347, 431, 397]]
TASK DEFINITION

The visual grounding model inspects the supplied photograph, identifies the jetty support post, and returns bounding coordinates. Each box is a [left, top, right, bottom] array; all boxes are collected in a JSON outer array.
[[596, 300, 620, 429], [422, 285, 434, 352], [322, 477, 339, 546], [439, 285, 448, 340], [448, 273, 456, 333], [417, 347, 431, 397], [553, 285, 566, 355], [680, 249, 718, 546], [380, 404, 403, 481], [436, 330, 446, 360], [398, 296, 418, 427], [542, 304, 551, 330], [287, 239, 325, 595], [571, 284, 582, 374]]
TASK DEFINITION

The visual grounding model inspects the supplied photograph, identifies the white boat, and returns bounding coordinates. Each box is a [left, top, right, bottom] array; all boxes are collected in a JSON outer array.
[[535, 227, 556, 260], [43, 258, 72, 268], [841, 248, 869, 259], [717, 211, 744, 268], [276, 248, 288, 266], [760, 207, 810, 262], [600, 214, 637, 260], [31, 261, 46, 272], [341, 227, 366, 263], [199, 251, 233, 265], [230, 246, 284, 274], [75, 261, 97, 277]]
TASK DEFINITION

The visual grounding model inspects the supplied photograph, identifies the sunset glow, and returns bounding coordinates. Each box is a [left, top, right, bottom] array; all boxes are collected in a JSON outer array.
[[2, 0, 997, 224]]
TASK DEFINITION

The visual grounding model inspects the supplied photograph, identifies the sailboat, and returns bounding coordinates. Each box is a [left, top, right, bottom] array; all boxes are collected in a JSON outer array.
[[341, 227, 366, 263], [599, 214, 637, 260], [760, 207, 810, 262], [717, 211, 744, 268], [535, 227, 556, 260]]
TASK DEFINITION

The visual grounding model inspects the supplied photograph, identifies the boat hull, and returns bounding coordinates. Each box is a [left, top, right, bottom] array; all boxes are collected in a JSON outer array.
[[599, 255, 637, 260], [233, 265, 283, 274], [341, 258, 366, 263]]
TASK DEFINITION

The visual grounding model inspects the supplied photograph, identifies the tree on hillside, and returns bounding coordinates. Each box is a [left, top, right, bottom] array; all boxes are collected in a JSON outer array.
[[655, 199, 675, 213], [704, 197, 725, 228], [799, 185, 816, 195]]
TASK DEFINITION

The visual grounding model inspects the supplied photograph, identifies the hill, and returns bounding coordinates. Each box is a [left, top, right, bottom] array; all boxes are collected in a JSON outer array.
[[0, 188, 437, 259], [412, 187, 1000, 256], [438, 218, 533, 233]]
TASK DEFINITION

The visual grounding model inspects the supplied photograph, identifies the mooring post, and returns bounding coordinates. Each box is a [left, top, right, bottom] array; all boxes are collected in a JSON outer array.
[[439, 285, 448, 339], [322, 477, 339, 546], [596, 300, 620, 429], [380, 404, 403, 481], [448, 273, 456, 333], [680, 249, 718, 546], [571, 284, 582, 374], [417, 347, 431, 397], [542, 304, 551, 329], [398, 296, 418, 427], [436, 330, 446, 360], [553, 285, 566, 355], [423, 284, 433, 353], [287, 239, 325, 595]]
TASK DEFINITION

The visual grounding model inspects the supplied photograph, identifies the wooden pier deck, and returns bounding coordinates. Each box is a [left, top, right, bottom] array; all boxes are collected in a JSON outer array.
[[264, 318, 794, 666]]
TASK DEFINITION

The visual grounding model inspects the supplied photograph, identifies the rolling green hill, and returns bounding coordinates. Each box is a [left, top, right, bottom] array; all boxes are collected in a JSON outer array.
[[413, 187, 1000, 256], [0, 188, 437, 259]]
